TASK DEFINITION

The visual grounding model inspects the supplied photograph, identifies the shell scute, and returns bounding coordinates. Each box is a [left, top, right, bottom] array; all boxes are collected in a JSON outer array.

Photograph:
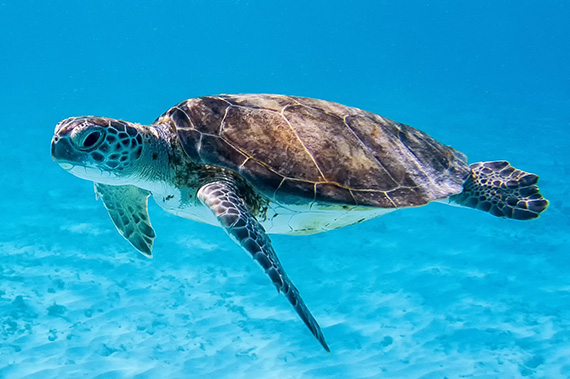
[[351, 190, 396, 208], [166, 94, 471, 208], [315, 183, 356, 205], [221, 94, 294, 111], [343, 114, 413, 186], [183, 97, 229, 135], [168, 106, 193, 130], [238, 158, 285, 196], [199, 134, 248, 168], [274, 178, 317, 205], [222, 106, 322, 182], [177, 129, 202, 161]]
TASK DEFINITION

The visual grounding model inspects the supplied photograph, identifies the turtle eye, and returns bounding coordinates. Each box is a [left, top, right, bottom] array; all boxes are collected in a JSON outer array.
[[79, 130, 103, 150]]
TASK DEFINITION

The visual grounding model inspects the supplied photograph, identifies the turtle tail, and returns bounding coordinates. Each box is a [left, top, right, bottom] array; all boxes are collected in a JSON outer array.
[[450, 161, 548, 220]]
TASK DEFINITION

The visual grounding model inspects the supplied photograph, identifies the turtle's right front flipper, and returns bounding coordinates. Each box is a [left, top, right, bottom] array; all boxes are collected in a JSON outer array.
[[95, 183, 156, 257], [198, 180, 330, 352]]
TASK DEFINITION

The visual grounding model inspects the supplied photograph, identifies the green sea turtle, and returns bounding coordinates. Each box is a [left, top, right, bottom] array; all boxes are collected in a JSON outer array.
[[50, 94, 548, 351]]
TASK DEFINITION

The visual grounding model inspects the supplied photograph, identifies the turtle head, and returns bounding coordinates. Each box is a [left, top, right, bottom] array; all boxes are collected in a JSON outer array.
[[51, 116, 147, 184]]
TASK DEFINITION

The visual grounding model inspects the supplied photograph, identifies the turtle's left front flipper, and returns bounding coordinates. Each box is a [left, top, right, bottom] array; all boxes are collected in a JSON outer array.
[[198, 180, 330, 352]]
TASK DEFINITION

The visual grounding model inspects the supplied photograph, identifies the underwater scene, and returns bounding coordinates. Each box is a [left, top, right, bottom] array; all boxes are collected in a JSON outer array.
[[1, 1, 569, 378]]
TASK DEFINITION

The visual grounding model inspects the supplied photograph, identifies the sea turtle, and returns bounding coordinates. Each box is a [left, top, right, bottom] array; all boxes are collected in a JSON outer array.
[[50, 94, 548, 351]]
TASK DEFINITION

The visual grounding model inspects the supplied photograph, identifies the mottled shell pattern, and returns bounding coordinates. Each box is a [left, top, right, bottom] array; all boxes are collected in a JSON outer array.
[[155, 94, 471, 209]]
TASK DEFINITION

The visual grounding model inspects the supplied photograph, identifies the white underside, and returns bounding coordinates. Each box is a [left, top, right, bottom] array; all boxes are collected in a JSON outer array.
[[260, 202, 395, 235], [150, 184, 395, 235], [63, 164, 401, 235], [165, 200, 394, 235]]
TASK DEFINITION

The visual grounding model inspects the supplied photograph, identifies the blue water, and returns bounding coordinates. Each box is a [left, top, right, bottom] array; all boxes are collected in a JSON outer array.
[[1, 1, 569, 378]]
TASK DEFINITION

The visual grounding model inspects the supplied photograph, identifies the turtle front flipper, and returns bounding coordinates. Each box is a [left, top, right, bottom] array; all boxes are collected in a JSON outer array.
[[197, 180, 330, 352], [95, 183, 156, 257]]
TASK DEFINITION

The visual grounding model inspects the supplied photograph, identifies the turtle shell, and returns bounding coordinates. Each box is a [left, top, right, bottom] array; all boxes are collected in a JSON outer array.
[[156, 94, 470, 208]]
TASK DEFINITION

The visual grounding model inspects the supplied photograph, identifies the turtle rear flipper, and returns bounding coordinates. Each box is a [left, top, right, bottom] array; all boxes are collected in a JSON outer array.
[[450, 161, 549, 220]]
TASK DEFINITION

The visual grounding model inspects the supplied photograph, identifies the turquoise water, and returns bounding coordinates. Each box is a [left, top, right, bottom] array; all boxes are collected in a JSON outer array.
[[1, 1, 569, 378]]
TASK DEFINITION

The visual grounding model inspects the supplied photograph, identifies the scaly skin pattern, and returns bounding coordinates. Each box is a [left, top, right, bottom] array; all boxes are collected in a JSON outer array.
[[197, 180, 330, 352], [450, 161, 549, 220]]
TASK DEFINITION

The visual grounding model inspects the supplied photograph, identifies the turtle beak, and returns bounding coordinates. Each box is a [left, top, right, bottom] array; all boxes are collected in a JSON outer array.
[[51, 134, 82, 168]]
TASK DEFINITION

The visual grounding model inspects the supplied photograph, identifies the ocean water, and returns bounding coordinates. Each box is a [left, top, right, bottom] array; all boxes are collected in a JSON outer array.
[[1, 1, 569, 378]]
